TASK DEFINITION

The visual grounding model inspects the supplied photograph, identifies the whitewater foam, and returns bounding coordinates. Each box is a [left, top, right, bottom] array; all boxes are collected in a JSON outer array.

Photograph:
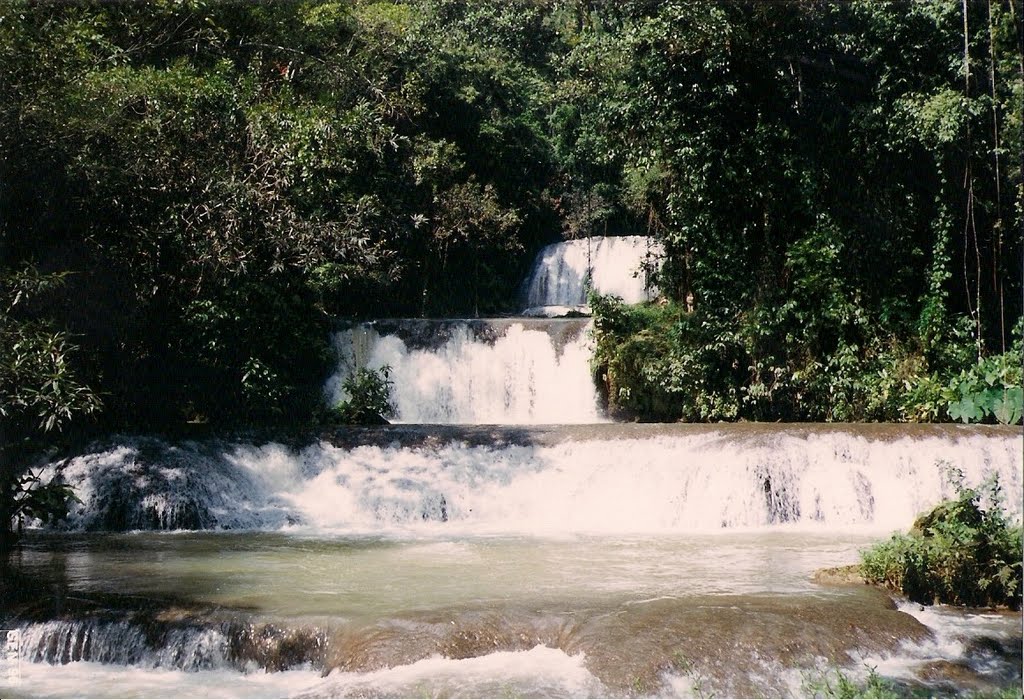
[[40, 427, 1023, 535], [301, 645, 605, 699], [326, 321, 605, 424]]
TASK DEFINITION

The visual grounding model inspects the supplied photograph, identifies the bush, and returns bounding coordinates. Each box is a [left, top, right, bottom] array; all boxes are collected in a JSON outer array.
[[860, 467, 1023, 609], [590, 286, 1023, 425], [13, 470, 81, 530], [330, 366, 396, 425]]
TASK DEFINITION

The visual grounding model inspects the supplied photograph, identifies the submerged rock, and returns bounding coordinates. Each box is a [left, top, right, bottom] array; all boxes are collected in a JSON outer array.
[[37, 437, 300, 532], [812, 564, 868, 587]]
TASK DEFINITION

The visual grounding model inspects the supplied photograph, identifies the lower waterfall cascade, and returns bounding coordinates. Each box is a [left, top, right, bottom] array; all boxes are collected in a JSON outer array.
[[5, 425, 1023, 698], [34, 425, 1023, 535]]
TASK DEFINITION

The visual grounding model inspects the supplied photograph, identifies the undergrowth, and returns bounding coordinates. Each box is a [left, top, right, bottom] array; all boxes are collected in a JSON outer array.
[[801, 666, 901, 699]]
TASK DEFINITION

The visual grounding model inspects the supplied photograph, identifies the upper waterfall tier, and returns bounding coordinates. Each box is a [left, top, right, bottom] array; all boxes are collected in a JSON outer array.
[[325, 318, 606, 424], [521, 235, 662, 316]]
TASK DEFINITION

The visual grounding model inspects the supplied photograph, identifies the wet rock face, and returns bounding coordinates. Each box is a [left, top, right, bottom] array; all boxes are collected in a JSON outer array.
[[314, 591, 933, 698], [226, 623, 328, 672], [759, 468, 801, 524], [91, 475, 212, 531], [17, 617, 228, 670], [55, 440, 221, 531], [323, 610, 575, 674], [14, 613, 330, 674], [47, 438, 298, 532], [571, 589, 932, 698], [812, 564, 868, 587], [345, 318, 592, 354]]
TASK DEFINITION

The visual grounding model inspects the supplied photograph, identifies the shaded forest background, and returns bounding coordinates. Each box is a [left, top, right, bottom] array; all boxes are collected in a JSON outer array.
[[1, 0, 1021, 436]]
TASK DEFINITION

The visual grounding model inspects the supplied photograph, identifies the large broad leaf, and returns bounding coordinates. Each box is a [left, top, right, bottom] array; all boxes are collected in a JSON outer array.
[[992, 387, 1023, 425], [976, 387, 1004, 416], [947, 397, 983, 423]]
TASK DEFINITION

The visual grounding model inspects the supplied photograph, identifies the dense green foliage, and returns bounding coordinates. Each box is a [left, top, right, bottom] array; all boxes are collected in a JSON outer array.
[[1, 267, 100, 543], [1, 0, 555, 432], [860, 467, 1022, 609], [579, 0, 1023, 422], [1, 0, 1021, 432], [592, 294, 1023, 422]]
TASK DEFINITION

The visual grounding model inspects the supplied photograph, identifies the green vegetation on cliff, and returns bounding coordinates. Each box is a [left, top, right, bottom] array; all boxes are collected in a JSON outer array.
[[592, 295, 1023, 423]]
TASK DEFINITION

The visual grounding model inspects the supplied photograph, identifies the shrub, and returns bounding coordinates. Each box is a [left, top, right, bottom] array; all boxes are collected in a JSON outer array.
[[860, 467, 1023, 609], [330, 366, 396, 425], [13, 470, 82, 530]]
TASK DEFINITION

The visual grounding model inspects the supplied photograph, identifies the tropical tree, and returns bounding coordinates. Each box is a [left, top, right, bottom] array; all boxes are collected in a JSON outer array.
[[0, 267, 101, 547]]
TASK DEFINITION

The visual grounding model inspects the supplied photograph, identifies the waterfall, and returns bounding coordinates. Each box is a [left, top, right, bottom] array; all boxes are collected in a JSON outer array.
[[17, 620, 229, 671], [17, 425, 1024, 699], [43, 427, 1023, 535], [521, 235, 662, 316], [324, 319, 605, 424], [12, 245, 1022, 700], [15, 618, 327, 673], [320, 235, 668, 424]]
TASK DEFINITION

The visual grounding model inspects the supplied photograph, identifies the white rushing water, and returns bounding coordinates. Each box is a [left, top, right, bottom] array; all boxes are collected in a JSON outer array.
[[43, 427, 1023, 535], [9, 231, 1022, 700], [3, 662, 323, 699], [302, 645, 606, 698], [6, 540, 1015, 700], [521, 235, 662, 315], [324, 320, 605, 424], [322, 235, 666, 423], [16, 620, 230, 670], [4, 646, 601, 699]]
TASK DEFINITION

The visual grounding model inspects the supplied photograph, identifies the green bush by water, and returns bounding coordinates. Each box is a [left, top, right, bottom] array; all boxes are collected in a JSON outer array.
[[942, 349, 1023, 425], [860, 467, 1023, 609], [329, 366, 396, 425]]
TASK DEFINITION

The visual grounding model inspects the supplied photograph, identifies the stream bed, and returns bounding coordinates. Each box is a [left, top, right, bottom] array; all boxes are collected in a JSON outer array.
[[2, 530, 1021, 696]]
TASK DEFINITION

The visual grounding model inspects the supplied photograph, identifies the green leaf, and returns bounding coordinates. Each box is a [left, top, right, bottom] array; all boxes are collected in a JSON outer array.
[[977, 387, 1004, 416], [992, 388, 1023, 425], [947, 397, 982, 423]]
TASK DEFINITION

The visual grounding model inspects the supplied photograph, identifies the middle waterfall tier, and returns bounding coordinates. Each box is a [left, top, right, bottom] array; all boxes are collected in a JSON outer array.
[[325, 318, 606, 424]]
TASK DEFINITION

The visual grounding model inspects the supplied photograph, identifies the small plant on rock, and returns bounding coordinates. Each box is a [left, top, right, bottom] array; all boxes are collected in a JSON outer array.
[[330, 366, 396, 425]]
